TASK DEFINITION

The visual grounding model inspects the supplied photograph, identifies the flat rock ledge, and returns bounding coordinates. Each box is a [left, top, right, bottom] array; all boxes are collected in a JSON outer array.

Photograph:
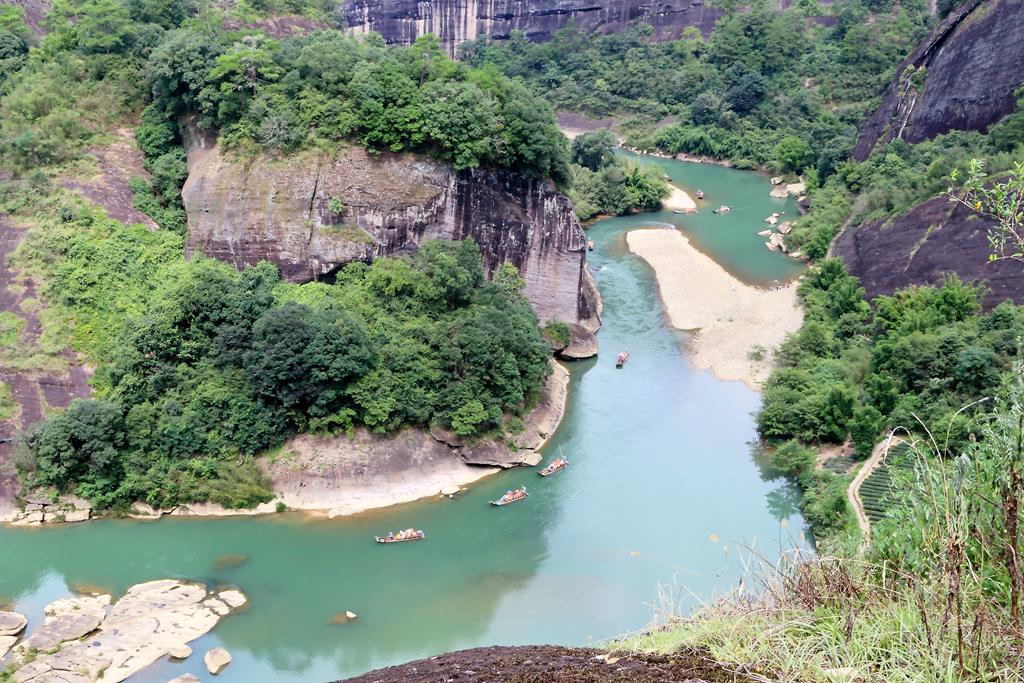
[[8, 495, 92, 527], [2, 580, 246, 683]]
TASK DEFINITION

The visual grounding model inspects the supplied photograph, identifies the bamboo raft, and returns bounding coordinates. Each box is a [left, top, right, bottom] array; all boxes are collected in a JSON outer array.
[[616, 351, 629, 367], [490, 489, 529, 506], [538, 459, 569, 476], [375, 531, 424, 543]]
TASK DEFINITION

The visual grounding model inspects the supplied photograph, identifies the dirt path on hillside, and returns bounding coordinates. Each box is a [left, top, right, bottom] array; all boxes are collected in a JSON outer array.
[[848, 434, 904, 544]]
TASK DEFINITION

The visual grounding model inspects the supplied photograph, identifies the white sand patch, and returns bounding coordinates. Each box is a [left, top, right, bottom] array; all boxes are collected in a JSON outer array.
[[661, 185, 696, 210], [626, 228, 804, 391]]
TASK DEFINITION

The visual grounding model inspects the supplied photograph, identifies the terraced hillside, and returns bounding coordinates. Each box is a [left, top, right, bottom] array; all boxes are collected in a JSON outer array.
[[859, 442, 915, 525]]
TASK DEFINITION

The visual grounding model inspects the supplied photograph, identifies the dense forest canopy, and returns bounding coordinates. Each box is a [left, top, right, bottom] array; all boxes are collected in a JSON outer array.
[[0, 0, 571, 187]]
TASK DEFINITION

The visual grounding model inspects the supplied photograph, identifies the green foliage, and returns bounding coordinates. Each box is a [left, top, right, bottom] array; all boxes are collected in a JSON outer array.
[[769, 438, 815, 477], [0, 381, 17, 421], [8, 183, 552, 508], [0, 5, 30, 39], [567, 154, 669, 220], [542, 320, 572, 347], [144, 29, 569, 182]]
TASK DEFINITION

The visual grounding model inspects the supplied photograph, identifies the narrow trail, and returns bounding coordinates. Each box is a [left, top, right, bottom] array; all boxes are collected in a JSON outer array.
[[848, 433, 899, 544]]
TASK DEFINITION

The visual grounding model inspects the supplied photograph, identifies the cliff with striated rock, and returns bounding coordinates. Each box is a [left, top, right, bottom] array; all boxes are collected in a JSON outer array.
[[853, 0, 1024, 161], [181, 128, 600, 339], [339, 0, 724, 53], [833, 193, 1023, 311]]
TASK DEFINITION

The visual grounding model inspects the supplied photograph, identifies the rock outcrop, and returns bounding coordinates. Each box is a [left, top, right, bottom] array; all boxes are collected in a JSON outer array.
[[853, 0, 1024, 161], [833, 193, 1024, 310], [182, 131, 599, 344], [339, 0, 724, 54], [265, 361, 570, 515], [5, 581, 245, 683]]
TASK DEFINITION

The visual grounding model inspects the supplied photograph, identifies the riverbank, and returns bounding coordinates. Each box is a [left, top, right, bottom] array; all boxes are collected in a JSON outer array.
[[626, 228, 803, 391], [2, 362, 571, 525]]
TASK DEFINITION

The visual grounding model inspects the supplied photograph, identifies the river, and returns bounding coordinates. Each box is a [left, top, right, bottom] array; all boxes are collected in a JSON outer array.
[[0, 160, 805, 683]]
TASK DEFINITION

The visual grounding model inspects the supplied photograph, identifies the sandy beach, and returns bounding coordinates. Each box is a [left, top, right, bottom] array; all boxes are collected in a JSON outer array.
[[626, 228, 804, 391], [661, 185, 696, 210]]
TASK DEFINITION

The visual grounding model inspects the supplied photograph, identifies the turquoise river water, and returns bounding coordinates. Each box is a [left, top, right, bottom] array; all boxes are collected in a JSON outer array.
[[0, 159, 806, 683]]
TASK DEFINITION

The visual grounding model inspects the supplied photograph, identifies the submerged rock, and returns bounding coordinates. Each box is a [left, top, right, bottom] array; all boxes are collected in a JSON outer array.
[[212, 554, 248, 570], [329, 612, 351, 624], [166, 675, 201, 683], [204, 647, 232, 674]]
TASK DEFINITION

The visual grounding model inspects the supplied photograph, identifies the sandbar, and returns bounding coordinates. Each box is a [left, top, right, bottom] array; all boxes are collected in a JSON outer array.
[[626, 228, 804, 391], [661, 185, 696, 210]]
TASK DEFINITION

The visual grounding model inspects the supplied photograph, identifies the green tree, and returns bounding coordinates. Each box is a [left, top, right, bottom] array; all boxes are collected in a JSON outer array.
[[76, 0, 131, 54], [210, 33, 284, 96], [0, 5, 30, 39], [776, 136, 808, 173]]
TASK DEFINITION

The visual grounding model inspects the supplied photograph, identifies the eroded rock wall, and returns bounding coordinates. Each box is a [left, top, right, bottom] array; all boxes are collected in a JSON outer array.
[[182, 129, 599, 331], [833, 193, 1024, 311], [339, 0, 725, 53], [853, 0, 1024, 161]]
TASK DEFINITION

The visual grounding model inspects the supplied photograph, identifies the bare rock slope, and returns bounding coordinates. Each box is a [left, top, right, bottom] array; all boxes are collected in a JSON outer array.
[[182, 130, 599, 341], [854, 0, 1024, 160], [833, 193, 1024, 310]]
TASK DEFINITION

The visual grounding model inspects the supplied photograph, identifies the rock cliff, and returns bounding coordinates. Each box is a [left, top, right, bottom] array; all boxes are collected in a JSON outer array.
[[339, 0, 724, 53], [833, 192, 1023, 311], [853, 0, 1024, 161], [182, 128, 600, 336]]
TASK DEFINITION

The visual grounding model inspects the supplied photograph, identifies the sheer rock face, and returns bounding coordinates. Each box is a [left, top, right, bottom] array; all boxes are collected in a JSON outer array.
[[832, 193, 1024, 311], [853, 0, 1024, 161], [338, 0, 724, 54], [182, 128, 599, 333]]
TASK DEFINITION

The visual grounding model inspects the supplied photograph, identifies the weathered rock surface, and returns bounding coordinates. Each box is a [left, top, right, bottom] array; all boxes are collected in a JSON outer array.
[[182, 134, 599, 336], [166, 675, 202, 683], [339, 0, 725, 54], [267, 361, 569, 515], [0, 635, 16, 661], [204, 647, 232, 674], [7, 581, 245, 683], [769, 185, 789, 198], [0, 611, 27, 637], [854, 0, 1024, 160], [833, 192, 1024, 310], [557, 323, 599, 360]]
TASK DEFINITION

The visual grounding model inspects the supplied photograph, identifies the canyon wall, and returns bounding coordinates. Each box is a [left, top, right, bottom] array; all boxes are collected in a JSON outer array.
[[853, 0, 1024, 161], [181, 129, 600, 336], [339, 0, 724, 53]]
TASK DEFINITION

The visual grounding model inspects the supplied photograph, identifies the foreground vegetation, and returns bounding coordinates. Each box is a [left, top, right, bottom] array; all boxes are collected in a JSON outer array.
[[616, 358, 1024, 682]]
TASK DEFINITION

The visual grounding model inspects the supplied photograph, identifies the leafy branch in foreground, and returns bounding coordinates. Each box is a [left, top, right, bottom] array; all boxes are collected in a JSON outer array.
[[949, 159, 1024, 263]]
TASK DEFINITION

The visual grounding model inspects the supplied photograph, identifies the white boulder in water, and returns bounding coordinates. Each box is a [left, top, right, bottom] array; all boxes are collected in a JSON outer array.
[[205, 647, 233, 674]]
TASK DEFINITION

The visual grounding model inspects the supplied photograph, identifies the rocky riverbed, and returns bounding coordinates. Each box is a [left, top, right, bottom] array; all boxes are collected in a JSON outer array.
[[0, 580, 245, 683]]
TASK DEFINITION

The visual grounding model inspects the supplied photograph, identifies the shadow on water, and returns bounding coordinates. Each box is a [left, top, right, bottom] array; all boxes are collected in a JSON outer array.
[[0, 161, 807, 683]]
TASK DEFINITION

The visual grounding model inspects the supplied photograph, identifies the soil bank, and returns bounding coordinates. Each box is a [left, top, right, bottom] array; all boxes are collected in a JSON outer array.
[[626, 228, 803, 391]]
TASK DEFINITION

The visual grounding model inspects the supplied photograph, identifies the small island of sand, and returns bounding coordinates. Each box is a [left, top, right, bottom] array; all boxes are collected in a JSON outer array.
[[660, 185, 697, 210], [626, 228, 804, 391]]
